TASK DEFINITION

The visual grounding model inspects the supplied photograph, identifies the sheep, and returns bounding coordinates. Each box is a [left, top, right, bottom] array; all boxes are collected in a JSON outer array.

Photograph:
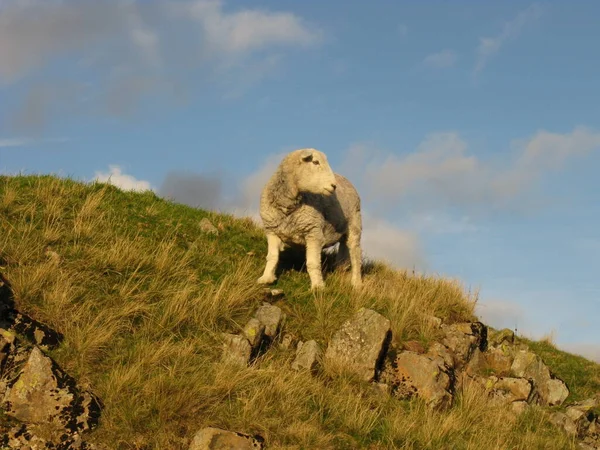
[[256, 148, 363, 290]]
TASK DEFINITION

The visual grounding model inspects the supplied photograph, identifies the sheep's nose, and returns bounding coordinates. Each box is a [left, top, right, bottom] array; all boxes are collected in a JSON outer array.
[[331, 183, 337, 191]]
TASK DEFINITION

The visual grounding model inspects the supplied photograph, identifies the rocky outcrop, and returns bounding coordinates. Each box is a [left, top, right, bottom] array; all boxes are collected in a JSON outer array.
[[324, 308, 391, 382], [0, 273, 101, 449], [221, 302, 286, 367], [189, 427, 264, 450], [381, 350, 454, 410], [440, 321, 486, 370], [510, 349, 569, 406], [551, 395, 600, 449]]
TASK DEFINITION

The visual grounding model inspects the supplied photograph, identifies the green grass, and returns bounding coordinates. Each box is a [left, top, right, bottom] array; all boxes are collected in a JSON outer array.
[[0, 174, 594, 449], [523, 339, 600, 402]]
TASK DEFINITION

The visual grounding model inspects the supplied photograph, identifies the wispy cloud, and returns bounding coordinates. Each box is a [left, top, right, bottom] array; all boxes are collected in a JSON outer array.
[[94, 165, 153, 192], [0, 0, 323, 130], [0, 137, 69, 148], [423, 49, 457, 69], [357, 126, 600, 212], [474, 3, 542, 74]]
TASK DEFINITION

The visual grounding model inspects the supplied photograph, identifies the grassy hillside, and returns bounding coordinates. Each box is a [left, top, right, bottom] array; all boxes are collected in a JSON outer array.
[[1, 174, 597, 449]]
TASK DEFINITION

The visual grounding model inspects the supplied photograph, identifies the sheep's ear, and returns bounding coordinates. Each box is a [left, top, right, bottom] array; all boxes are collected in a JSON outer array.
[[301, 151, 313, 163]]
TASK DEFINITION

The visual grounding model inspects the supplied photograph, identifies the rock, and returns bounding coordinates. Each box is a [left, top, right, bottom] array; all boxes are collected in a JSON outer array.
[[189, 427, 264, 450], [511, 400, 529, 414], [427, 342, 454, 369], [484, 346, 514, 376], [1, 423, 98, 449], [402, 340, 426, 354], [488, 328, 515, 347], [242, 319, 265, 350], [324, 308, 391, 382], [425, 315, 443, 328], [382, 351, 454, 410], [221, 333, 252, 367], [291, 340, 321, 372], [551, 412, 579, 436], [440, 322, 486, 370], [511, 350, 569, 406], [254, 303, 285, 340], [0, 331, 11, 366], [2, 346, 100, 431], [2, 311, 64, 350], [490, 377, 533, 403], [546, 378, 570, 407], [567, 396, 600, 422], [463, 347, 487, 377], [279, 332, 298, 350], [199, 218, 219, 235]]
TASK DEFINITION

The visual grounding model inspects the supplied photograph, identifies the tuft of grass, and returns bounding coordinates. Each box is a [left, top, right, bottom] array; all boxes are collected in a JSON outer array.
[[0, 174, 594, 449]]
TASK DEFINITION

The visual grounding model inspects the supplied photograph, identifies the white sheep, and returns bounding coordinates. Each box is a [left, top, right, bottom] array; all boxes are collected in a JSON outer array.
[[257, 148, 363, 290]]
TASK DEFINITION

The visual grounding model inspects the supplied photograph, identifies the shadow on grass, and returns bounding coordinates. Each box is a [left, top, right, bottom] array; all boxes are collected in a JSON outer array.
[[274, 244, 379, 280]]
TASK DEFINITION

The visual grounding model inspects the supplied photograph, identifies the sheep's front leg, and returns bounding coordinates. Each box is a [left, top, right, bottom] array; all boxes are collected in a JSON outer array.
[[257, 233, 282, 285], [305, 238, 325, 289]]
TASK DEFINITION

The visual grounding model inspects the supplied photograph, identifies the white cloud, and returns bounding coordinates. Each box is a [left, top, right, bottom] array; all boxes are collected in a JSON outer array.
[[94, 165, 153, 192], [360, 127, 600, 211], [475, 3, 542, 73], [183, 0, 321, 55], [423, 49, 457, 69], [361, 215, 425, 270]]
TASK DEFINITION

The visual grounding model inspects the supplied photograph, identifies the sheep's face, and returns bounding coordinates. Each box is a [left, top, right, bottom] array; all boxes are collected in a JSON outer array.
[[294, 149, 337, 196]]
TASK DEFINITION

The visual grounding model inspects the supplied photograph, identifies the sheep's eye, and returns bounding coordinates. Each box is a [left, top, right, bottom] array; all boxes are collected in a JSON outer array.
[[312, 160, 320, 165]]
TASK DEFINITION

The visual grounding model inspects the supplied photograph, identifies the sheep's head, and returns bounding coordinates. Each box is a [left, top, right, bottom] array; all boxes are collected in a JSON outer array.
[[292, 148, 337, 196]]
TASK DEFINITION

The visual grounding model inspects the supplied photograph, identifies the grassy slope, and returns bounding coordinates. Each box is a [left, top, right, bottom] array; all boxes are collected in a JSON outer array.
[[0, 174, 596, 449]]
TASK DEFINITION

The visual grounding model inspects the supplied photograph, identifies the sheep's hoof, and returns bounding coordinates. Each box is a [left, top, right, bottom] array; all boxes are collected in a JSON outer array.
[[310, 281, 325, 291], [257, 275, 277, 285], [351, 279, 363, 288]]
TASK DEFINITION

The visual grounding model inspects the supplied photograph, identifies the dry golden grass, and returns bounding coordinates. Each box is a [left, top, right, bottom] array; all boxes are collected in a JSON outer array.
[[0, 175, 582, 449]]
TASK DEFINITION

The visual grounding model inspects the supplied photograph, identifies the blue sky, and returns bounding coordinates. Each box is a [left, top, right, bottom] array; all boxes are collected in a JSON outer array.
[[1, 0, 599, 360]]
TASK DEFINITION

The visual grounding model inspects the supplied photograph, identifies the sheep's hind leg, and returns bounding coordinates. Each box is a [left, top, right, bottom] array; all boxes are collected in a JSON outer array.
[[336, 237, 350, 270], [257, 233, 282, 285], [347, 229, 363, 288], [306, 239, 325, 290]]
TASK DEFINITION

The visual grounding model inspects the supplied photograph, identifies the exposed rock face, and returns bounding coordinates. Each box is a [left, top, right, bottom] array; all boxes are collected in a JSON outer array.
[[254, 303, 285, 340], [488, 328, 515, 347], [550, 395, 600, 448], [511, 350, 569, 406], [2, 346, 100, 432], [291, 340, 321, 372], [189, 427, 264, 450], [324, 308, 391, 382], [440, 322, 486, 370], [381, 351, 454, 410], [483, 376, 533, 404], [4, 346, 74, 425], [221, 303, 286, 367], [243, 318, 265, 349], [221, 333, 252, 367]]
